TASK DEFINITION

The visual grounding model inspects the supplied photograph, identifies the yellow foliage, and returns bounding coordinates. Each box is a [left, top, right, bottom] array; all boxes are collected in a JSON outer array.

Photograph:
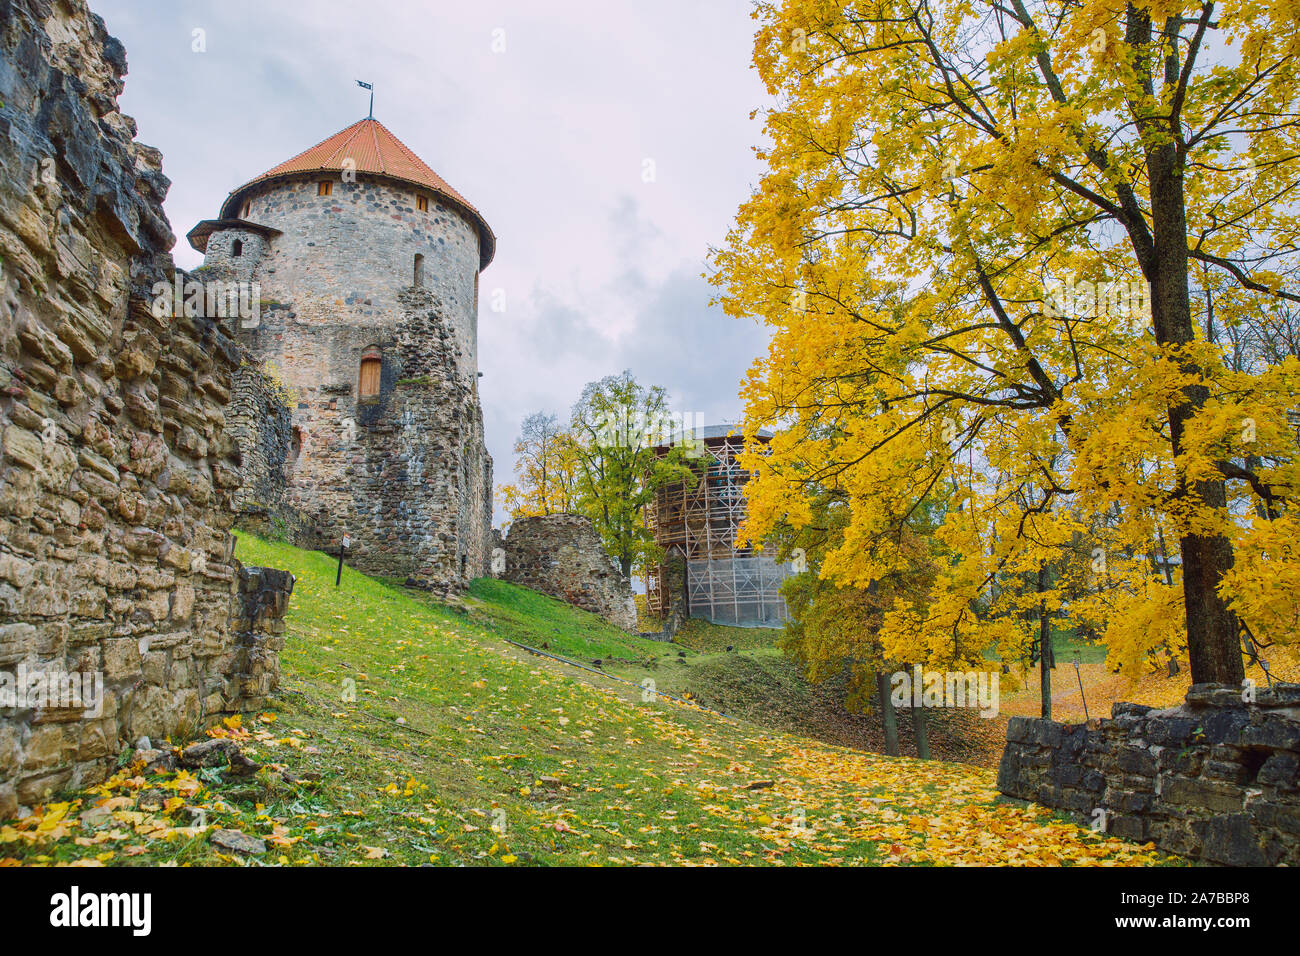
[[717, 0, 1300, 678]]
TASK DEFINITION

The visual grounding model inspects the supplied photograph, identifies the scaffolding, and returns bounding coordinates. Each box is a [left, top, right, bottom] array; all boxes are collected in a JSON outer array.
[[645, 430, 790, 627]]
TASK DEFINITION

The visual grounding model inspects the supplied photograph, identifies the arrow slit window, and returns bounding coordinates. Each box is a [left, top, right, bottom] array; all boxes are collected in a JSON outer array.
[[359, 347, 382, 399]]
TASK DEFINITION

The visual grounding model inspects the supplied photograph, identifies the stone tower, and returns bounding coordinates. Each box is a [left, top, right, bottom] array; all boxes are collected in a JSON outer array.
[[187, 118, 495, 592]]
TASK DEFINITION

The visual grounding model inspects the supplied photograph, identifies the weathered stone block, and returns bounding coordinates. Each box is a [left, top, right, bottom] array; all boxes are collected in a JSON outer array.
[[1109, 813, 1149, 842], [1194, 813, 1269, 867], [1259, 752, 1300, 790]]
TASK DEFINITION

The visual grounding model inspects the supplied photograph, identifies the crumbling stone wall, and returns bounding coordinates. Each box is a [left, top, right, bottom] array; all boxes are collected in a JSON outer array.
[[227, 565, 293, 713], [227, 356, 310, 542], [502, 514, 638, 632], [0, 0, 288, 816], [997, 683, 1300, 866]]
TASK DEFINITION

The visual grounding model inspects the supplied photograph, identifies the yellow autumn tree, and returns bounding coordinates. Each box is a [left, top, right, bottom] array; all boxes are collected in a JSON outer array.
[[714, 0, 1300, 685], [499, 412, 581, 519]]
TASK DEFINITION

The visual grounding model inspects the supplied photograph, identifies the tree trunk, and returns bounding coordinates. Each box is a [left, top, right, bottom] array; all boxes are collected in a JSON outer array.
[[876, 670, 900, 757], [1147, 152, 1244, 685], [1039, 567, 1052, 721], [1128, 6, 1245, 688], [910, 697, 930, 760]]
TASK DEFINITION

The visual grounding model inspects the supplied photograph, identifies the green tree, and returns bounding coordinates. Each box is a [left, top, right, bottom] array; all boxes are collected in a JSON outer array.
[[569, 370, 697, 578]]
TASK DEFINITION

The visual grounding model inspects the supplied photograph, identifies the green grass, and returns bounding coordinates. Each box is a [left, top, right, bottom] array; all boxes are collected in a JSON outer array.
[[672, 616, 783, 653], [1051, 630, 1109, 665], [990, 623, 1109, 667], [462, 577, 686, 665], [0, 533, 1176, 867], [452, 582, 845, 741]]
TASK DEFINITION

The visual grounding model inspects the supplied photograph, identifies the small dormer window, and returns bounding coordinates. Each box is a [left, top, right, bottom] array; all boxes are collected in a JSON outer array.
[[416, 195, 428, 212], [232, 239, 243, 257], [318, 181, 333, 196]]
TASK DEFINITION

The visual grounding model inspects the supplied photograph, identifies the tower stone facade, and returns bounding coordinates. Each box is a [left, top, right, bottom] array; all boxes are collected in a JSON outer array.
[[189, 120, 495, 591]]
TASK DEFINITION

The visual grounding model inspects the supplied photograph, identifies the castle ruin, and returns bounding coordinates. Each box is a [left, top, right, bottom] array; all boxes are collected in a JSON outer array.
[[189, 118, 495, 592]]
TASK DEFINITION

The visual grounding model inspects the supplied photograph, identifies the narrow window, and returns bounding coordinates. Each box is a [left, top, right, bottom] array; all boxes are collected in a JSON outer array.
[[359, 347, 382, 399], [282, 426, 303, 481], [413, 253, 425, 288], [241, 202, 250, 217], [318, 180, 333, 196], [416, 194, 428, 212], [232, 239, 243, 257]]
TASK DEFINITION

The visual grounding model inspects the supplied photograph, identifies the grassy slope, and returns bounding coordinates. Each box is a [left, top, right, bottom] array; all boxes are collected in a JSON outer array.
[[462, 581, 996, 762], [1, 534, 1177, 867]]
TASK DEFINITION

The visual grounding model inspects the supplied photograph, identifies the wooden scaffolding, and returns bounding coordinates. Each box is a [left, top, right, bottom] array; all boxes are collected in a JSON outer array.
[[645, 432, 789, 626]]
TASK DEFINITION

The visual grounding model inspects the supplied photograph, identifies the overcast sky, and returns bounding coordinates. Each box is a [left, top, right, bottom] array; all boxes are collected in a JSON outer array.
[[95, 0, 773, 512]]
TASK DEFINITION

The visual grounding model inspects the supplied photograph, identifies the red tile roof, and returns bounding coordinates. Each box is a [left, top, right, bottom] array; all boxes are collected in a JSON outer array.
[[219, 118, 494, 268]]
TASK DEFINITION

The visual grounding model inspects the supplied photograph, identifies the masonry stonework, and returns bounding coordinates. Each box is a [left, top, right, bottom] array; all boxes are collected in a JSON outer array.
[[997, 683, 1300, 866], [0, 0, 289, 817], [228, 565, 294, 714], [227, 356, 307, 542], [502, 514, 638, 632]]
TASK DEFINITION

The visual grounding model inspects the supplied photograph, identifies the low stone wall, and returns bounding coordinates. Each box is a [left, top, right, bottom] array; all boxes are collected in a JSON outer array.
[[502, 514, 638, 632], [996, 683, 1300, 866]]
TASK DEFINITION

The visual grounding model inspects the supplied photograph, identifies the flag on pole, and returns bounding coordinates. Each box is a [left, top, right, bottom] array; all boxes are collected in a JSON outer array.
[[357, 80, 373, 118]]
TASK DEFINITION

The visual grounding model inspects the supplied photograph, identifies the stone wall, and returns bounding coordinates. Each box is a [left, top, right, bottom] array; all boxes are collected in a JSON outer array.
[[226, 355, 311, 543], [997, 683, 1300, 866], [0, 0, 288, 816], [502, 514, 638, 632], [227, 565, 293, 714], [197, 228, 270, 286]]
